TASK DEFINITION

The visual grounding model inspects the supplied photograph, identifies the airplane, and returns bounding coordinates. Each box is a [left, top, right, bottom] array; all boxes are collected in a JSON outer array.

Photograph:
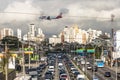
[[39, 13, 62, 20]]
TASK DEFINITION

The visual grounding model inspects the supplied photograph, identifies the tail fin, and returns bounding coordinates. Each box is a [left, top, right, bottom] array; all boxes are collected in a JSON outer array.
[[56, 12, 62, 18]]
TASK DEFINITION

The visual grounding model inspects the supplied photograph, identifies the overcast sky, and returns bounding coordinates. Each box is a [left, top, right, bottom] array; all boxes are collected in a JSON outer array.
[[0, 0, 120, 37]]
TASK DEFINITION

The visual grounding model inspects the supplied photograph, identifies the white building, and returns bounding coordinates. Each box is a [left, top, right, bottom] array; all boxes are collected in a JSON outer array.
[[36, 28, 45, 42], [38, 28, 43, 35], [0, 28, 14, 40], [58, 25, 88, 44], [114, 30, 120, 51], [23, 34, 28, 41], [23, 24, 45, 42], [87, 28, 102, 43], [28, 24, 36, 41], [49, 35, 61, 44], [17, 28, 22, 40]]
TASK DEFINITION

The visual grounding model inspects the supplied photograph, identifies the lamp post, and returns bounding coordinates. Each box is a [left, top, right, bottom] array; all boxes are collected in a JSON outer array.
[[91, 43, 101, 79], [115, 46, 120, 80], [22, 43, 25, 77], [20, 40, 27, 77], [28, 46, 31, 69], [1, 42, 14, 80]]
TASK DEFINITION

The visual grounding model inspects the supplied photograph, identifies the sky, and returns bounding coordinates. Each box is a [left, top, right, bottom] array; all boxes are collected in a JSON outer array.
[[0, 0, 120, 37]]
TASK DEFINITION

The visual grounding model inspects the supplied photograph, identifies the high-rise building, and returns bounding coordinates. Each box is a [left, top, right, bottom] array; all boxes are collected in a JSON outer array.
[[36, 28, 45, 42], [0, 28, 14, 40], [87, 28, 102, 43], [28, 24, 36, 41], [113, 30, 120, 59], [23, 24, 45, 42], [29, 24, 36, 37], [17, 29, 22, 40], [38, 28, 43, 35]]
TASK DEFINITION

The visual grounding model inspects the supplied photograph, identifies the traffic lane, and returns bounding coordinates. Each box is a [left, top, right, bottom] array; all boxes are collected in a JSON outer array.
[[86, 58, 115, 80], [54, 58, 59, 80], [63, 59, 71, 80], [78, 60, 105, 80], [98, 68, 115, 80], [71, 60, 89, 80], [81, 64, 106, 80]]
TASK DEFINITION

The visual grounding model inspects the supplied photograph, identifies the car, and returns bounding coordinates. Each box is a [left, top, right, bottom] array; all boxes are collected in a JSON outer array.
[[45, 74, 53, 80], [59, 74, 68, 80], [117, 73, 120, 78], [87, 65, 92, 70], [73, 71, 80, 78], [76, 74, 85, 80], [104, 72, 111, 77], [59, 69, 66, 75], [92, 66, 98, 72], [93, 76, 99, 80], [45, 71, 54, 79], [86, 61, 90, 65], [59, 78, 66, 80], [31, 75, 39, 80], [71, 69, 78, 74]]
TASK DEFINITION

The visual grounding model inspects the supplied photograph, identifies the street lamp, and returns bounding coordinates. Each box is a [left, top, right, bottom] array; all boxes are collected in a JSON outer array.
[[20, 41, 26, 77], [115, 46, 120, 80], [91, 42, 102, 79]]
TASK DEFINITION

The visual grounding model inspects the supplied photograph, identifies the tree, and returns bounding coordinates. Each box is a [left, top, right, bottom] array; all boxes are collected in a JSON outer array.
[[1, 36, 21, 50], [0, 45, 12, 80]]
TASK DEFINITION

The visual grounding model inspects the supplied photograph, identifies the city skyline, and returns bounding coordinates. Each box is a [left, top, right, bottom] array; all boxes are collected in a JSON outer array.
[[0, 0, 120, 37]]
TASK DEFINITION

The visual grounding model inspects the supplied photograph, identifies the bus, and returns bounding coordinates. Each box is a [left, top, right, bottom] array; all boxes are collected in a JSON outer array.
[[95, 59, 104, 68]]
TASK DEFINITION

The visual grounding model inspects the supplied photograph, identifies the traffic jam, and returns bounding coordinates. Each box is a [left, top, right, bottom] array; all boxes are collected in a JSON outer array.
[[22, 53, 85, 80]]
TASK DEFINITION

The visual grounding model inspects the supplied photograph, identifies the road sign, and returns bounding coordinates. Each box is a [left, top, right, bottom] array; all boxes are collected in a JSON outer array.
[[87, 49, 95, 53], [24, 51, 33, 54], [24, 48, 34, 54], [76, 49, 85, 53]]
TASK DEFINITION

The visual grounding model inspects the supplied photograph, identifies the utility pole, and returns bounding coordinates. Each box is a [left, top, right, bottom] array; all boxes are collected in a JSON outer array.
[[28, 45, 31, 69], [2, 42, 14, 80], [5, 42, 8, 80], [111, 14, 115, 67], [22, 43, 25, 76]]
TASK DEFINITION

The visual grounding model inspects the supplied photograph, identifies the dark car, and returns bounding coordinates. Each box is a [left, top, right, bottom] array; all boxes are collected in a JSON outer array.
[[104, 72, 111, 77], [73, 71, 80, 77], [59, 78, 66, 80], [92, 66, 98, 72], [45, 71, 53, 80], [117, 73, 120, 78], [59, 69, 66, 75]]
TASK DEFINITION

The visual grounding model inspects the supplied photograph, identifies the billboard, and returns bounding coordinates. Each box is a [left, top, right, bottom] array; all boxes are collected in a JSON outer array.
[[8, 57, 15, 69]]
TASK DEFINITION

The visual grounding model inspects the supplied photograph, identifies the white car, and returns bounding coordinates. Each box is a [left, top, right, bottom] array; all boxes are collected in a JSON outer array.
[[77, 74, 85, 80], [93, 76, 99, 80], [87, 65, 92, 70], [81, 60, 85, 65], [86, 62, 90, 65]]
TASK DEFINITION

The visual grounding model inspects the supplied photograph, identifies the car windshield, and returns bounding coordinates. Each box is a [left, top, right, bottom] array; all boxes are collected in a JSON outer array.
[[78, 78, 84, 80], [60, 78, 66, 80], [61, 74, 67, 78]]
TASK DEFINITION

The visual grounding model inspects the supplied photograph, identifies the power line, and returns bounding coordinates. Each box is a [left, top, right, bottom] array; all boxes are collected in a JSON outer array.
[[0, 12, 41, 15], [0, 11, 116, 20]]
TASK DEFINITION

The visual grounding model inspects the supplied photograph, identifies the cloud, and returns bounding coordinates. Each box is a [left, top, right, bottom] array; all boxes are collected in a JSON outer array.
[[0, 0, 41, 23], [0, 0, 120, 37], [66, 3, 120, 22]]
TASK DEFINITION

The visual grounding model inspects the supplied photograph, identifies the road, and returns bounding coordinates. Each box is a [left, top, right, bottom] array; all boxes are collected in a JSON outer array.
[[75, 56, 118, 80]]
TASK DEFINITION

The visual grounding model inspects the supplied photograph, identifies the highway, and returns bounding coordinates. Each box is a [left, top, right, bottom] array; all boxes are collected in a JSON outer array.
[[74, 56, 118, 80]]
